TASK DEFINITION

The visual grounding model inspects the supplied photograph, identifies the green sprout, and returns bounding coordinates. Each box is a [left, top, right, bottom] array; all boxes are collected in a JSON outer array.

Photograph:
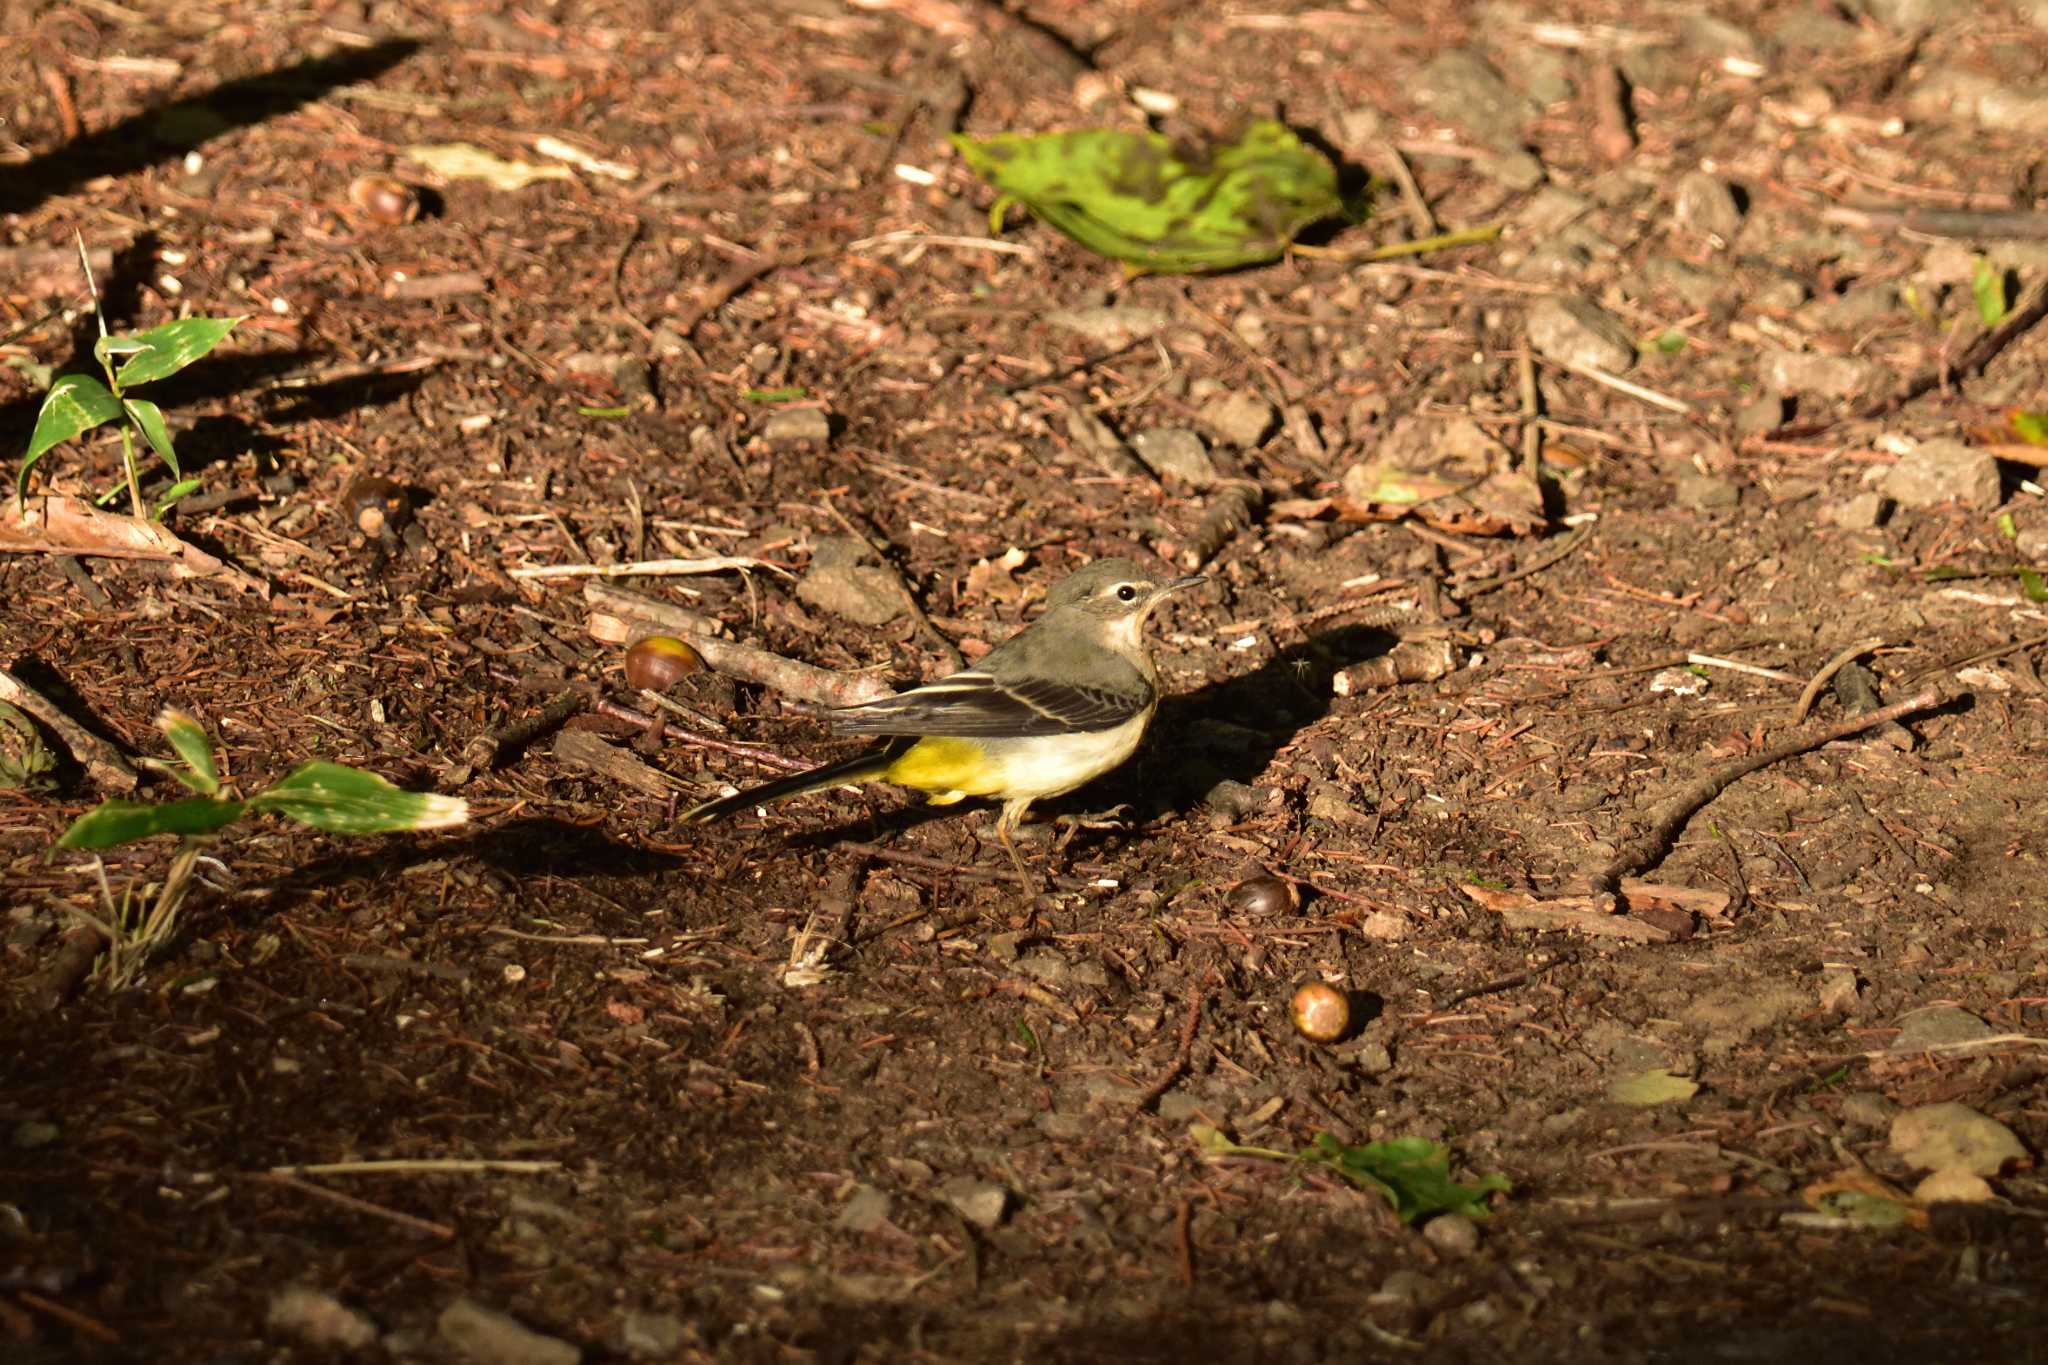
[[18, 236, 245, 518]]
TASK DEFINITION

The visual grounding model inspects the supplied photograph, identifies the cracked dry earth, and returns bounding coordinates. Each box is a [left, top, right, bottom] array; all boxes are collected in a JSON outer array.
[[4, 0, 2048, 1361]]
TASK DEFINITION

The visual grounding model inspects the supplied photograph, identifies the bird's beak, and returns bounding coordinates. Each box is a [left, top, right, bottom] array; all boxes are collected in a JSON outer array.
[[1161, 574, 1208, 597]]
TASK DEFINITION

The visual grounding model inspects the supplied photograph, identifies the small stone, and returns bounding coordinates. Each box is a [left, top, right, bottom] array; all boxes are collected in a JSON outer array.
[[1130, 427, 1219, 486], [1516, 187, 1592, 235], [1639, 256, 1735, 310], [1758, 349, 1883, 400], [1881, 439, 2003, 510], [1369, 1268, 1440, 1310], [1412, 51, 1538, 147], [1890, 1102, 2027, 1176], [1359, 910, 1409, 941], [1474, 149, 1546, 191], [1675, 472, 1739, 512], [1156, 1088, 1209, 1122], [1801, 284, 1900, 333], [940, 1176, 1011, 1229], [1196, 391, 1277, 448], [1732, 390, 1786, 437], [796, 536, 904, 626], [1527, 295, 1637, 373], [268, 1287, 378, 1350], [1203, 779, 1261, 819], [1822, 492, 1891, 530], [1908, 69, 2048, 136], [1891, 1003, 1994, 1050], [1671, 172, 1743, 242], [619, 1311, 689, 1359], [1865, 0, 1950, 29], [1421, 1213, 1482, 1258], [760, 406, 831, 447], [2016, 524, 2048, 560], [1510, 240, 1593, 283], [835, 1184, 892, 1233], [1838, 1092, 1897, 1130], [1046, 305, 1171, 346], [1817, 966, 1861, 1013], [438, 1298, 581, 1365]]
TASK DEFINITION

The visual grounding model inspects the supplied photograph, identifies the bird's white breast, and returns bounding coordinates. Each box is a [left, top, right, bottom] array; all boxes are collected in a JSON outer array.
[[984, 707, 1154, 802]]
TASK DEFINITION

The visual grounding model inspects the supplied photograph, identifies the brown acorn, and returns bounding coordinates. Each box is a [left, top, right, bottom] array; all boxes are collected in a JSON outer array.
[[347, 173, 420, 226], [625, 636, 703, 691], [1290, 982, 1350, 1043]]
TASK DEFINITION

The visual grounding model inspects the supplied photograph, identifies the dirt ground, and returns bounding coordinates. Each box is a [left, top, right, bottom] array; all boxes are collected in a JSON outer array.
[[4, 1, 2048, 1361]]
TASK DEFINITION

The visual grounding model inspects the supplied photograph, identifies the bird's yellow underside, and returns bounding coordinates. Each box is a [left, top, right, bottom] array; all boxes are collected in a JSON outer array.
[[883, 736, 997, 802]]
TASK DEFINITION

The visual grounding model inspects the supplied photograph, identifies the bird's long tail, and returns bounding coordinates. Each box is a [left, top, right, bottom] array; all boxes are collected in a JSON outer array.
[[680, 743, 902, 824]]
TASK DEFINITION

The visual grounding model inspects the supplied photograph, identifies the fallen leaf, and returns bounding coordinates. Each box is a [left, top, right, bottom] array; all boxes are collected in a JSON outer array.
[[1606, 1068, 1699, 1107], [405, 142, 574, 191]]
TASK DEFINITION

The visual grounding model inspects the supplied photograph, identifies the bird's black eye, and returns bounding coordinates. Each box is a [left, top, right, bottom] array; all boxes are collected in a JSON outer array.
[[1115, 584, 1138, 602]]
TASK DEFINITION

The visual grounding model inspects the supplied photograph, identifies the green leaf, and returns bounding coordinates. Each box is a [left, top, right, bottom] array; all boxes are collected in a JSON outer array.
[[20, 374, 123, 501], [1607, 1067, 1700, 1106], [251, 761, 468, 835], [577, 404, 631, 418], [1998, 512, 2019, 540], [1193, 1125, 1509, 1223], [156, 478, 202, 513], [157, 708, 219, 795], [2011, 411, 2048, 446], [1655, 329, 1688, 354], [58, 796, 249, 849], [1971, 257, 2009, 327], [2020, 567, 2048, 604], [951, 121, 1353, 274], [111, 316, 245, 388], [123, 397, 180, 477], [741, 387, 808, 403]]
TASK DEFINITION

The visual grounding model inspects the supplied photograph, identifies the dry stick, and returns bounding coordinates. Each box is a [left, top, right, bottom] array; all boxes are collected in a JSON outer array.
[[593, 698, 812, 773], [250, 1172, 457, 1240], [1134, 985, 1208, 1112], [1517, 348, 1543, 483], [1179, 483, 1265, 570], [462, 688, 588, 771], [0, 665, 137, 793], [1821, 204, 2048, 240], [674, 244, 830, 338], [14, 1290, 120, 1346], [1374, 139, 1437, 237], [25, 924, 111, 1014], [1450, 521, 1595, 600], [1784, 278, 2048, 436], [1910, 628, 2048, 685], [1589, 686, 1950, 896], [1792, 637, 1888, 723]]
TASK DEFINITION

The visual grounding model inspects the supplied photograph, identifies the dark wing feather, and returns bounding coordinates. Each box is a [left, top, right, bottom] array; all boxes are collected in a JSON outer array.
[[827, 670, 1152, 738]]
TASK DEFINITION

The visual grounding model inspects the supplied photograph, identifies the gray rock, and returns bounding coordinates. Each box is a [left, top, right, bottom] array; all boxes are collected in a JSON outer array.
[[1758, 349, 1884, 400], [1675, 473, 1739, 512], [1196, 391, 1277, 448], [1413, 51, 1538, 147], [2016, 523, 2048, 560], [1823, 492, 1892, 529], [1671, 172, 1743, 242], [1474, 148, 1546, 192], [1130, 427, 1219, 486], [1801, 285, 1900, 333], [1046, 305, 1171, 346], [1677, 14, 1767, 70], [619, 1312, 688, 1359], [1891, 1003, 1994, 1050], [760, 406, 831, 446], [1421, 1213, 1482, 1258], [1156, 1088, 1208, 1122], [1881, 439, 2003, 510], [1764, 7, 1863, 49], [269, 1287, 379, 1350], [1511, 240, 1593, 282], [1203, 779, 1261, 819], [438, 1299, 580, 1365], [1863, 0, 1961, 28], [939, 1176, 1011, 1229], [1839, 1091, 1898, 1129], [1516, 186, 1593, 235], [1527, 295, 1637, 373], [1370, 1268, 1439, 1309], [1639, 257, 1735, 310], [1359, 910, 1408, 941], [836, 1184, 892, 1233], [796, 536, 905, 626], [1909, 69, 2048, 136], [1748, 270, 1812, 311], [1733, 391, 1786, 436]]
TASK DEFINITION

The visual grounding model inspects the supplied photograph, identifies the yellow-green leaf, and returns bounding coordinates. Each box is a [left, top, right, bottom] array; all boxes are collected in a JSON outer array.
[[951, 121, 1355, 274], [1607, 1068, 1699, 1107]]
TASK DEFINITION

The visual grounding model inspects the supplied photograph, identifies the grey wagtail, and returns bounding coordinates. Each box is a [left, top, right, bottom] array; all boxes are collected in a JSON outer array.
[[681, 558, 1205, 890]]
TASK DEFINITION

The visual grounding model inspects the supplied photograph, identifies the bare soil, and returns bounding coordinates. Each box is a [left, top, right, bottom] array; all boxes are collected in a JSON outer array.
[[4, 2, 2046, 1361]]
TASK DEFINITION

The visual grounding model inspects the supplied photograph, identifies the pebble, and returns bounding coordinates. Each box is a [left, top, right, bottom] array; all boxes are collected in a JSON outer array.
[[268, 1287, 379, 1350], [1671, 172, 1744, 242], [1838, 1091, 1898, 1130], [795, 536, 905, 626], [1915, 1170, 1995, 1204], [1800, 284, 1900, 333], [438, 1298, 581, 1365], [619, 1312, 689, 1359], [1732, 390, 1786, 437], [1359, 910, 1409, 941], [1196, 391, 1277, 448], [1412, 51, 1537, 147], [835, 1184, 893, 1233], [940, 1176, 1011, 1229], [1130, 427, 1219, 486], [1046, 305, 1171, 346], [1889, 1102, 2027, 1177], [1865, 0, 1953, 28], [1527, 295, 1637, 373], [2016, 523, 2048, 560], [1881, 439, 2003, 510], [1822, 491, 1891, 530], [1474, 149, 1546, 191], [1515, 186, 1593, 235], [1511, 240, 1593, 283], [1421, 1213, 1482, 1258], [1639, 256, 1734, 310], [1891, 1003, 1995, 1049], [1675, 472, 1739, 512], [760, 406, 832, 447], [1758, 349, 1883, 400], [1909, 69, 2048, 136]]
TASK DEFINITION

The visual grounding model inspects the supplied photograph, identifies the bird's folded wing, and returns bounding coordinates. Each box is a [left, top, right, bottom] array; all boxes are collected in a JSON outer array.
[[827, 670, 1152, 738]]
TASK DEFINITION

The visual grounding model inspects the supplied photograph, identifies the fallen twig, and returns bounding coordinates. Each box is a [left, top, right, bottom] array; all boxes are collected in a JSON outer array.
[[509, 555, 785, 581], [1134, 984, 1208, 1112], [1589, 685, 1951, 895], [248, 1172, 457, 1240], [460, 688, 588, 772], [0, 665, 137, 793], [1793, 637, 1888, 723]]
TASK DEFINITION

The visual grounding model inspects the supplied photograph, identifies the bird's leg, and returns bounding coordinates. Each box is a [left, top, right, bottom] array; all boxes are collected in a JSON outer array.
[[995, 799, 1043, 900], [1050, 803, 1133, 855]]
